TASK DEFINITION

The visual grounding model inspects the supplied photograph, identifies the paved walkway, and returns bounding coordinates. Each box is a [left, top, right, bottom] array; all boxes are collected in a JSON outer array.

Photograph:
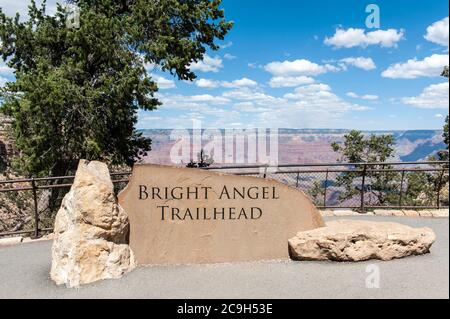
[[0, 216, 448, 299], [320, 208, 449, 218]]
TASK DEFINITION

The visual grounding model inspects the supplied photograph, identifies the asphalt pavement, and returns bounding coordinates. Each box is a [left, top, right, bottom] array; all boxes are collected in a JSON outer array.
[[0, 216, 448, 299]]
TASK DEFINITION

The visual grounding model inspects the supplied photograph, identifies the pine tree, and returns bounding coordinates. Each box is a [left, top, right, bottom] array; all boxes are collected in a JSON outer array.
[[0, 0, 232, 177], [331, 130, 398, 206]]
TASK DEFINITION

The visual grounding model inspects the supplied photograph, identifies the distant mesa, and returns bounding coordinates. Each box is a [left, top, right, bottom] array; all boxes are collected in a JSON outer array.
[[139, 128, 445, 165]]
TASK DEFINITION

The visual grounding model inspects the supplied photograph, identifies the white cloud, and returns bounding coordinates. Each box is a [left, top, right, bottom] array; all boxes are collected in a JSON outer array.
[[190, 54, 223, 73], [340, 57, 376, 70], [222, 87, 285, 106], [381, 54, 449, 79], [346, 92, 379, 100], [0, 0, 58, 18], [195, 77, 258, 89], [223, 53, 236, 60], [0, 76, 8, 88], [220, 42, 233, 49], [283, 84, 370, 112], [152, 75, 176, 89], [196, 79, 219, 88], [143, 80, 373, 129], [222, 78, 258, 88], [265, 59, 320, 76], [232, 102, 271, 113], [361, 94, 379, 100], [143, 116, 163, 121], [247, 63, 259, 69], [324, 28, 404, 48], [144, 62, 158, 72], [424, 17, 449, 48], [284, 83, 332, 96], [0, 63, 14, 77], [247, 84, 371, 129], [269, 76, 315, 88], [435, 113, 444, 118], [264, 59, 334, 76], [187, 94, 230, 104], [401, 82, 449, 109]]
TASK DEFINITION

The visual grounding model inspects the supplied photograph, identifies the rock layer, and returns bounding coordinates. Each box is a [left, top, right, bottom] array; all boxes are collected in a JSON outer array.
[[288, 220, 436, 261], [50, 160, 135, 287]]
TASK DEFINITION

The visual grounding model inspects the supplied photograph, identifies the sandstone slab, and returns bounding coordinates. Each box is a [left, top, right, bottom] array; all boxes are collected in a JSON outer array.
[[402, 210, 420, 217], [118, 164, 325, 265], [331, 210, 356, 217], [50, 160, 135, 288], [418, 210, 433, 217], [288, 220, 436, 262], [373, 209, 393, 216], [319, 210, 334, 217], [0, 236, 23, 247], [429, 209, 449, 218], [391, 210, 405, 217]]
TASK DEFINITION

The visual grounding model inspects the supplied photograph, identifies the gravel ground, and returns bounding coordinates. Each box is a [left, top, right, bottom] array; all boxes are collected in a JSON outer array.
[[0, 216, 448, 299]]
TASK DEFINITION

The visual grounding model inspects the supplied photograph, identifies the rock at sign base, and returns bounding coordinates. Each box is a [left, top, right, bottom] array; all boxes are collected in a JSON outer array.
[[50, 160, 135, 288], [288, 220, 436, 262]]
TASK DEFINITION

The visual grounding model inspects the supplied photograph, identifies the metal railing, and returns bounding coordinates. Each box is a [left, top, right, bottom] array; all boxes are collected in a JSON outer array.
[[0, 172, 131, 238], [206, 161, 448, 211], [0, 161, 448, 238]]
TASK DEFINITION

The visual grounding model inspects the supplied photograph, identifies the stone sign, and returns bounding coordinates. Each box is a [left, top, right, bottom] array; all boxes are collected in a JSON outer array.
[[118, 165, 325, 265]]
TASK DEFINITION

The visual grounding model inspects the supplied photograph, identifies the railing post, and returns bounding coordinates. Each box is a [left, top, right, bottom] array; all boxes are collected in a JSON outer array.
[[31, 178, 39, 239], [437, 169, 445, 209], [295, 172, 300, 188], [360, 164, 367, 213], [399, 170, 406, 209], [323, 170, 329, 207]]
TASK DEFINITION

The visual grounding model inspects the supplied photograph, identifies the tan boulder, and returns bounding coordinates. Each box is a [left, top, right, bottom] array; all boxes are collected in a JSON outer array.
[[50, 160, 135, 288], [391, 210, 405, 217], [402, 210, 420, 217], [373, 209, 393, 216], [418, 210, 433, 217], [0, 236, 23, 247], [288, 220, 435, 262], [119, 164, 324, 265], [429, 209, 449, 218]]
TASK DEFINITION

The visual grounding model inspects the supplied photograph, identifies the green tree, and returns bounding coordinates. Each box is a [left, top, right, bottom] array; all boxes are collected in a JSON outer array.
[[186, 149, 214, 168], [0, 0, 232, 177], [442, 65, 449, 78], [437, 116, 450, 163], [331, 130, 399, 206], [308, 180, 326, 206], [438, 66, 449, 162]]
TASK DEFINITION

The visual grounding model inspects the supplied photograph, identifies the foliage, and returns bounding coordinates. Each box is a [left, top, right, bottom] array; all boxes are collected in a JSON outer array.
[[308, 180, 325, 205], [401, 171, 439, 206], [437, 66, 449, 163], [0, 0, 232, 177], [186, 149, 214, 168], [442, 65, 449, 78], [331, 130, 399, 206]]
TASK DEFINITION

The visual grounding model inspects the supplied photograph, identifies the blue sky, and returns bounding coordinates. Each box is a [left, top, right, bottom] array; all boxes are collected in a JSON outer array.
[[1, 0, 448, 130]]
